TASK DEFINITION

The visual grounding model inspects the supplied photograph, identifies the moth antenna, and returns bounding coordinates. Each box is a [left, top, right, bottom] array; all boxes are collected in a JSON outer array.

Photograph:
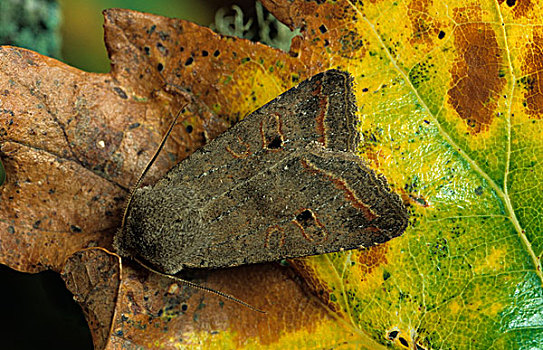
[[120, 106, 187, 230], [134, 258, 266, 314]]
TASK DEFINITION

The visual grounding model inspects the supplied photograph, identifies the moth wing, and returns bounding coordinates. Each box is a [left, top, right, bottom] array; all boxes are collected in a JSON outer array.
[[119, 70, 408, 274], [194, 141, 408, 269]]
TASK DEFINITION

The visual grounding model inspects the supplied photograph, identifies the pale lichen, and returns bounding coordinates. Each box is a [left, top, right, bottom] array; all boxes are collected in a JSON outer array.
[[211, 1, 300, 52]]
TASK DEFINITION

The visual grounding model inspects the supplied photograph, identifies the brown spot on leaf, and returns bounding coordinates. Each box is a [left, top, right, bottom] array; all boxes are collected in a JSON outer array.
[[511, 0, 534, 18], [520, 31, 543, 119], [408, 0, 439, 44], [452, 6, 484, 23], [357, 244, 388, 279], [448, 10, 505, 133]]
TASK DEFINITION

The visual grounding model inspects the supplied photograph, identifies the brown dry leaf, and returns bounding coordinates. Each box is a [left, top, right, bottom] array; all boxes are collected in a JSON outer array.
[[62, 248, 121, 350]]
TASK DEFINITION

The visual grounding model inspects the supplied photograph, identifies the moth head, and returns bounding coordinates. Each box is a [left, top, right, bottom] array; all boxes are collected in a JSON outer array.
[[115, 183, 204, 275]]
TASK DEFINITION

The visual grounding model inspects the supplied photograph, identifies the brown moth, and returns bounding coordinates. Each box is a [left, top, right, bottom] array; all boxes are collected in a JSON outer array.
[[114, 69, 408, 276]]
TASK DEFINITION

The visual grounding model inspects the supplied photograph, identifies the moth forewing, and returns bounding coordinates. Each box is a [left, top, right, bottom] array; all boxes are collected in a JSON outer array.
[[115, 69, 409, 276]]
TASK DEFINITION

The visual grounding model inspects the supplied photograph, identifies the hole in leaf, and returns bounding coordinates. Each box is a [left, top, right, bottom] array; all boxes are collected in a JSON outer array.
[[399, 337, 409, 347], [388, 330, 399, 340]]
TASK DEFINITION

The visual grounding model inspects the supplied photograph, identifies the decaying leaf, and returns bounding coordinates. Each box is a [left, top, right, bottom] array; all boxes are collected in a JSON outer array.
[[0, 158, 5, 186], [62, 248, 121, 350], [1, 0, 542, 349]]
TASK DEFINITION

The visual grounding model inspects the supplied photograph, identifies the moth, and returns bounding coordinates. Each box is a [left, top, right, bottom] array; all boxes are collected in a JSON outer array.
[[115, 69, 408, 279]]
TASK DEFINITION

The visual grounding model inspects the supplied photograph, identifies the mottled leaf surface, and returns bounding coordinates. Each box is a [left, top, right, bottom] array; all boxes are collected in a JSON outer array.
[[0, 1, 542, 349]]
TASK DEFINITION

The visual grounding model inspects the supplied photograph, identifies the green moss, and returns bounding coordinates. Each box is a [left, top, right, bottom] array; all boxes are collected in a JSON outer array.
[[0, 0, 62, 58]]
